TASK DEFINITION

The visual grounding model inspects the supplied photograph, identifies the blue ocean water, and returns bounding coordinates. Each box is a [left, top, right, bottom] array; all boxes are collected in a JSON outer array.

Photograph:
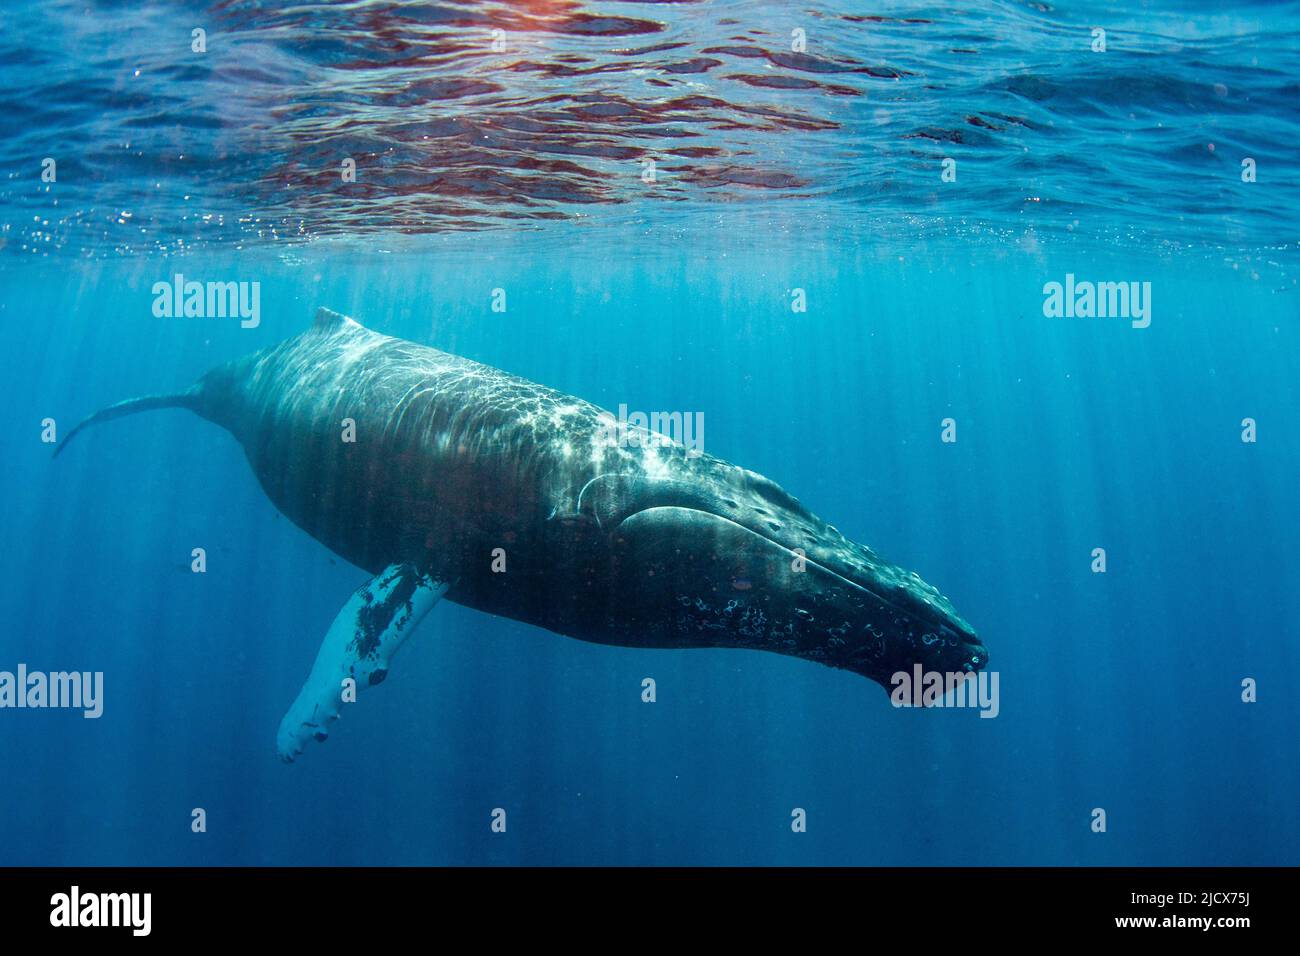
[[1, 1, 1297, 866]]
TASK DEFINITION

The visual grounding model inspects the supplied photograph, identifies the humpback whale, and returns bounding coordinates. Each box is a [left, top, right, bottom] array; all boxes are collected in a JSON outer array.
[[57, 308, 986, 761]]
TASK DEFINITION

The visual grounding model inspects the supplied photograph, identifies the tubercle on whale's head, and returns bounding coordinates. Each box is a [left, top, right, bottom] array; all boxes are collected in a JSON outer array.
[[834, 566, 988, 690], [765, 520, 988, 691], [758, 536, 988, 692], [742, 473, 988, 689]]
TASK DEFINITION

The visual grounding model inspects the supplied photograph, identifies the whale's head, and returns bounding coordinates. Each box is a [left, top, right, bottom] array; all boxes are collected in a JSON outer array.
[[585, 464, 986, 691]]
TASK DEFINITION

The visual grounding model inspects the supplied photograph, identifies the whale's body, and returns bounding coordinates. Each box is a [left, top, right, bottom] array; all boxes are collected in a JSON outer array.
[[59, 308, 986, 760]]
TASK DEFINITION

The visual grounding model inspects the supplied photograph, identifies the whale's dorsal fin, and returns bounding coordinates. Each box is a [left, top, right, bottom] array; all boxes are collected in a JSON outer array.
[[314, 307, 360, 332]]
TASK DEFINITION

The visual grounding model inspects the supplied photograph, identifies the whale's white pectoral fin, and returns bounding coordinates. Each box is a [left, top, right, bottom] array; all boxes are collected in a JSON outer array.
[[276, 563, 449, 763]]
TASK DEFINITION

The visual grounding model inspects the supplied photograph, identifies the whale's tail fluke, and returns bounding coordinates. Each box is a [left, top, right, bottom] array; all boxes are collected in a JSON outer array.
[[53, 389, 202, 459]]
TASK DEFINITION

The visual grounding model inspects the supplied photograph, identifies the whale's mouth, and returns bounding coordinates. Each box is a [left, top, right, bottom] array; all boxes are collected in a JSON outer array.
[[612, 497, 977, 632], [574, 470, 983, 673], [606, 502, 986, 677]]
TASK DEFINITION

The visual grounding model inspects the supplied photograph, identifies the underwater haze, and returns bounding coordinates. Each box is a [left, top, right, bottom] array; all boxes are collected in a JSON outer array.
[[1, 0, 1298, 866]]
